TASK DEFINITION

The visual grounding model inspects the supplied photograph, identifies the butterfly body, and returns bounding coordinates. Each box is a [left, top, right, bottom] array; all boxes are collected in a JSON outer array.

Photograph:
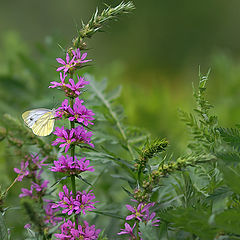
[[22, 108, 56, 136]]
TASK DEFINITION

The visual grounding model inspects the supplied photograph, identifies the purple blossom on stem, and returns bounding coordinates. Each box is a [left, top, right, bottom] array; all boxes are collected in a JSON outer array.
[[31, 180, 49, 192], [50, 154, 94, 175], [66, 75, 89, 97], [126, 202, 155, 221], [52, 127, 76, 153], [74, 189, 97, 215], [75, 125, 94, 148], [118, 222, 137, 239], [31, 153, 48, 169], [56, 53, 75, 73], [68, 98, 95, 126], [72, 48, 92, 65], [143, 211, 160, 226], [49, 72, 68, 89], [52, 185, 97, 216], [52, 126, 94, 152], [55, 219, 100, 240], [14, 161, 29, 181], [55, 99, 70, 119], [44, 202, 62, 226], [19, 187, 33, 198], [24, 224, 31, 229]]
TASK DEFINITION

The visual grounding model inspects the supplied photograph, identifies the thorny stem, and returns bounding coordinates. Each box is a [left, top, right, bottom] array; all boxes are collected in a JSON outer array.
[[136, 222, 140, 240], [69, 1, 135, 51]]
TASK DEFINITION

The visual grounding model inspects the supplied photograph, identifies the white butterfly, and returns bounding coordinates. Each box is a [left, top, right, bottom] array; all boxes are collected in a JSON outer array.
[[22, 108, 56, 136]]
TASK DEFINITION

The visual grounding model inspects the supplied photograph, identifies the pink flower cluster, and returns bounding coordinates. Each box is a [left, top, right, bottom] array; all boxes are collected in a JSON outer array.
[[49, 73, 90, 98], [55, 219, 100, 240], [56, 49, 91, 73], [118, 201, 160, 239], [50, 154, 94, 175], [52, 185, 97, 216], [55, 98, 95, 126], [52, 125, 94, 153]]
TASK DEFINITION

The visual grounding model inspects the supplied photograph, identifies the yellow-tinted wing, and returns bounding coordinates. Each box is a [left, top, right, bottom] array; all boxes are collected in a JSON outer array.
[[32, 111, 55, 136]]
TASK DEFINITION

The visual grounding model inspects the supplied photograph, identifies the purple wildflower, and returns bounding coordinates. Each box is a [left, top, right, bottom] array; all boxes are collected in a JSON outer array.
[[65, 75, 89, 97], [56, 53, 75, 73], [31, 153, 48, 169], [14, 160, 29, 181], [118, 222, 137, 239], [68, 98, 95, 126], [31, 180, 49, 192], [44, 202, 62, 226], [52, 126, 76, 153], [55, 99, 70, 119], [52, 185, 76, 215], [126, 202, 154, 221], [75, 125, 94, 148], [52, 126, 94, 152], [24, 224, 31, 229], [55, 219, 100, 240], [50, 154, 94, 175], [49, 72, 68, 89], [19, 187, 33, 198], [52, 185, 97, 216], [72, 48, 92, 65], [74, 190, 97, 215], [143, 211, 160, 226]]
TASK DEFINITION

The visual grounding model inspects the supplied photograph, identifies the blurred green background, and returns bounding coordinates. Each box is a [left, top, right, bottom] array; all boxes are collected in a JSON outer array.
[[0, 0, 240, 238]]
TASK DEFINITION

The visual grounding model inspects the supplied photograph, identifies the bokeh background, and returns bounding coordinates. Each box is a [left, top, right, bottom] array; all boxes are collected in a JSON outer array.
[[0, 0, 240, 238]]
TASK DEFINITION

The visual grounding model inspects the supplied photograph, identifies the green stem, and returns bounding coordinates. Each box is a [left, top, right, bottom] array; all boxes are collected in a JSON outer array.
[[69, 97, 78, 227], [136, 221, 140, 240]]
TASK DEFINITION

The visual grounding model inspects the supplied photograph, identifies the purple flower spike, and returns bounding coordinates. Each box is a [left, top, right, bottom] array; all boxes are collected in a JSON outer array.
[[14, 160, 29, 181], [68, 98, 95, 126], [50, 154, 94, 175], [56, 53, 75, 73]]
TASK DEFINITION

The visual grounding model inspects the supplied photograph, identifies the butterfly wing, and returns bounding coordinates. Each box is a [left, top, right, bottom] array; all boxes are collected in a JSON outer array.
[[22, 109, 55, 136], [32, 111, 55, 136]]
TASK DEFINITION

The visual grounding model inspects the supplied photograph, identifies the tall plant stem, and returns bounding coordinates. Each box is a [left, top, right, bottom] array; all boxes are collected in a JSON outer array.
[[69, 97, 78, 227]]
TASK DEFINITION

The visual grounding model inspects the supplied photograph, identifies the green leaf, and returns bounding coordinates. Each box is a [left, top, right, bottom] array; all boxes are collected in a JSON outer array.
[[139, 221, 157, 240], [92, 210, 124, 220], [214, 209, 240, 235], [220, 164, 240, 195]]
